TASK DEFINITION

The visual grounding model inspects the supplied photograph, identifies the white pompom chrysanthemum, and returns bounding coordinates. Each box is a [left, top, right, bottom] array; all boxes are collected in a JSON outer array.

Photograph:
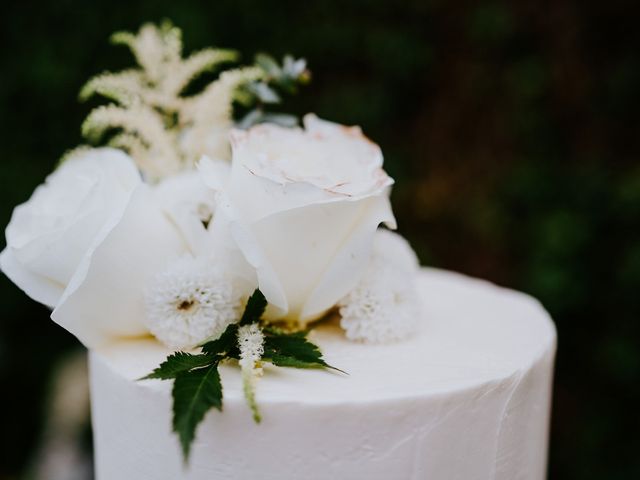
[[338, 230, 421, 344], [372, 229, 419, 275], [144, 256, 242, 349]]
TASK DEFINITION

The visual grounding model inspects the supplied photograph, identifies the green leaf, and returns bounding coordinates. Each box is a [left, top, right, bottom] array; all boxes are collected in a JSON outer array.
[[267, 353, 327, 369], [263, 330, 345, 373], [139, 352, 216, 380], [172, 364, 223, 461], [200, 290, 267, 358], [239, 289, 267, 326], [260, 113, 299, 128], [247, 81, 281, 104], [201, 323, 239, 358], [255, 53, 282, 78]]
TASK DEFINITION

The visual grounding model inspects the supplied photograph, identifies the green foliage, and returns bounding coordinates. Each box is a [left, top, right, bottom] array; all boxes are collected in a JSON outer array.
[[263, 328, 343, 372], [236, 53, 310, 129], [139, 352, 216, 380], [172, 363, 223, 461], [141, 290, 341, 463], [201, 323, 240, 358], [239, 290, 267, 326]]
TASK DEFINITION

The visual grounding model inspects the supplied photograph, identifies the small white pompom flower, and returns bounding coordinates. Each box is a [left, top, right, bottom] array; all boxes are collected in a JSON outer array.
[[338, 230, 421, 343], [144, 256, 242, 350], [372, 229, 419, 274]]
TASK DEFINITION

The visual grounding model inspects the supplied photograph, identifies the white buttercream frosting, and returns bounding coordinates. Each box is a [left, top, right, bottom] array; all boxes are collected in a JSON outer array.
[[90, 268, 556, 480]]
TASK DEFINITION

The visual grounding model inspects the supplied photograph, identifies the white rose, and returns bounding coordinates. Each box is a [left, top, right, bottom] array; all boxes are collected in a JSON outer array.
[[201, 114, 396, 324], [0, 148, 141, 307], [1, 147, 188, 348], [50, 173, 189, 348], [153, 170, 219, 255]]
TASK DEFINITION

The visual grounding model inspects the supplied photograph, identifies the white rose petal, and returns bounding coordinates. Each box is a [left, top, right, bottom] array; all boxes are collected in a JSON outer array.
[[0, 148, 140, 308], [203, 114, 396, 325], [154, 170, 218, 255], [51, 184, 186, 348]]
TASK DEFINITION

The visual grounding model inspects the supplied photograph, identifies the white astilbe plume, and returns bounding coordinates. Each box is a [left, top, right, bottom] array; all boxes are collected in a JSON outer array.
[[179, 67, 263, 164], [82, 103, 179, 178], [338, 230, 422, 343], [144, 257, 241, 350], [238, 323, 265, 422], [80, 21, 263, 181]]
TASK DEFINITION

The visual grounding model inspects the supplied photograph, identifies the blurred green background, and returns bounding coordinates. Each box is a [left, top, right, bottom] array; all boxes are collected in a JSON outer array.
[[1, 0, 638, 478]]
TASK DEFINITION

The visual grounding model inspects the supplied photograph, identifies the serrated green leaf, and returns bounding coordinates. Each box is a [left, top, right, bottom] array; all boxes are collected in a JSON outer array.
[[263, 330, 344, 373], [239, 289, 267, 326], [172, 364, 223, 461], [267, 353, 327, 369], [264, 333, 323, 363], [139, 352, 215, 380], [201, 323, 239, 358], [263, 325, 306, 337]]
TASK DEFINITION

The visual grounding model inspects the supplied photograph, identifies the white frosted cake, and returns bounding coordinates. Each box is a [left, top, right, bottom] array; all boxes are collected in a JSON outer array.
[[0, 23, 556, 480], [90, 269, 556, 479]]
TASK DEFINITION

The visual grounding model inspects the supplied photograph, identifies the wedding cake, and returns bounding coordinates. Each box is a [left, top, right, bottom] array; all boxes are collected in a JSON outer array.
[[0, 23, 556, 480]]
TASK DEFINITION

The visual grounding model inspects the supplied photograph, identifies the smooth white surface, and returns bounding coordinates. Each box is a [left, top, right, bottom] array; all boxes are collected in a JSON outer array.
[[90, 268, 556, 480]]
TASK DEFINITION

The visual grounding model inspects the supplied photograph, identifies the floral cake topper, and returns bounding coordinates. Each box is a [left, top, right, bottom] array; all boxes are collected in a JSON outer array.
[[0, 22, 422, 461]]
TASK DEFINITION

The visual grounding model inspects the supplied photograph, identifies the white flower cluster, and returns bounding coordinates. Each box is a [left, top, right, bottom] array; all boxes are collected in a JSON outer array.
[[339, 230, 422, 343], [79, 22, 261, 180], [0, 24, 423, 351], [144, 257, 241, 350], [237, 323, 266, 422], [238, 323, 265, 370]]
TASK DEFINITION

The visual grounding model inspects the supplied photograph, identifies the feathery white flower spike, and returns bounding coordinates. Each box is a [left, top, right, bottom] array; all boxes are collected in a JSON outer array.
[[238, 323, 265, 422], [338, 230, 421, 343], [144, 256, 241, 350], [80, 22, 261, 181]]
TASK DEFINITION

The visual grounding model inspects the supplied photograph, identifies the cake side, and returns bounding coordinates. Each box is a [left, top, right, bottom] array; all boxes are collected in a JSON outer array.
[[90, 268, 556, 480]]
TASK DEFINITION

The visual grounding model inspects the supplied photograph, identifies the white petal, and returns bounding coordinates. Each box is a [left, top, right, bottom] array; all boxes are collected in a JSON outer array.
[[154, 171, 215, 255], [197, 155, 231, 191], [227, 152, 347, 222], [51, 185, 186, 348], [0, 247, 63, 308], [211, 193, 286, 314], [2, 148, 140, 304], [301, 195, 396, 320], [10, 206, 109, 287], [222, 195, 395, 322]]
